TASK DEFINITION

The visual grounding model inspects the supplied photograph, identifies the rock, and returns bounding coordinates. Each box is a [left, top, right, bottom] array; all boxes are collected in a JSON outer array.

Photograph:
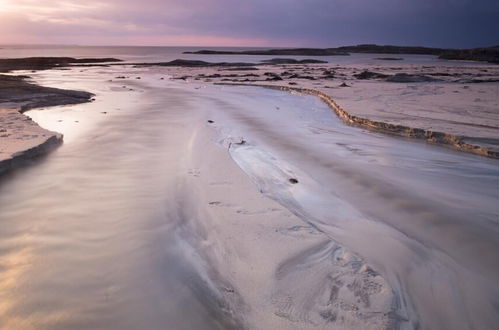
[[261, 58, 328, 65], [438, 46, 499, 64], [141, 59, 257, 68], [0, 74, 94, 112], [354, 70, 389, 80], [375, 57, 404, 61], [264, 72, 283, 81], [386, 73, 441, 83], [221, 67, 259, 71], [0, 57, 122, 73], [183, 49, 349, 56]]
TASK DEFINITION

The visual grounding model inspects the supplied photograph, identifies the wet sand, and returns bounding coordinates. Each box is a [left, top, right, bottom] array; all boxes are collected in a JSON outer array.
[[0, 74, 93, 173], [159, 62, 499, 157], [0, 66, 498, 329], [0, 61, 498, 329]]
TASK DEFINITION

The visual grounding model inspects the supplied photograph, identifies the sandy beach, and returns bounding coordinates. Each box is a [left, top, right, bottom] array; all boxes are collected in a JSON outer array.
[[158, 61, 499, 157], [1, 54, 498, 329], [1, 0, 498, 327]]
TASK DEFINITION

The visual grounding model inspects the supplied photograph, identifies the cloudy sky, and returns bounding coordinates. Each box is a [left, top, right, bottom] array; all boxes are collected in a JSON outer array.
[[0, 0, 497, 47]]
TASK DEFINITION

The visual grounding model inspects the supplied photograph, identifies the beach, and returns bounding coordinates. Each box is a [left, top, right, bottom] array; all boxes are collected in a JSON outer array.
[[1, 49, 499, 329]]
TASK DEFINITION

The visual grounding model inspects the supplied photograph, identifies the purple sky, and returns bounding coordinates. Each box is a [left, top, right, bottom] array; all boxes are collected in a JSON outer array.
[[0, 0, 498, 47]]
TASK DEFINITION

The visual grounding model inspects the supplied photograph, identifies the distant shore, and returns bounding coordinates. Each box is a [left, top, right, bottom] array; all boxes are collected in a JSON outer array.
[[184, 44, 499, 64]]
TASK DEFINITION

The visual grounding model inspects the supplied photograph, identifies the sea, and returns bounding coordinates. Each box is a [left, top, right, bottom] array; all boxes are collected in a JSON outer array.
[[0, 44, 491, 66]]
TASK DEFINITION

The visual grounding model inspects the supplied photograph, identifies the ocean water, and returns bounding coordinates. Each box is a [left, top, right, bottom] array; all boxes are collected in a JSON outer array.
[[0, 44, 491, 66]]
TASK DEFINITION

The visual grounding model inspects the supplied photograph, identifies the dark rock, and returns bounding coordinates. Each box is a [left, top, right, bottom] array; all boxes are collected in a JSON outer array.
[[261, 58, 328, 65], [386, 73, 441, 83], [264, 72, 283, 81], [323, 69, 335, 78], [139, 59, 257, 68], [182, 44, 499, 64], [375, 57, 404, 61], [0, 57, 122, 72], [184, 49, 349, 56], [289, 178, 299, 184], [438, 46, 499, 64], [354, 70, 389, 80], [336, 44, 446, 55], [0, 74, 94, 112], [298, 75, 316, 80], [221, 67, 259, 71]]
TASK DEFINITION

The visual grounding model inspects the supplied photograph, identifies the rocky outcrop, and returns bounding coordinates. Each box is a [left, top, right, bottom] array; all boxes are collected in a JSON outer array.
[[137, 59, 258, 67], [386, 73, 441, 83], [261, 58, 328, 64], [0, 74, 93, 112], [184, 44, 499, 64], [438, 46, 499, 64], [183, 48, 349, 56], [354, 71, 389, 80], [137, 58, 328, 68], [0, 57, 122, 72]]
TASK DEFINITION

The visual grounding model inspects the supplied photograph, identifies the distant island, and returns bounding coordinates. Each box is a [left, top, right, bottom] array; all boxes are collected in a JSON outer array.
[[184, 44, 499, 64]]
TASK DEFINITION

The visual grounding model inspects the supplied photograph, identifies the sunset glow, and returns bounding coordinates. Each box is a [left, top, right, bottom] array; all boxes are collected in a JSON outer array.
[[0, 0, 498, 47]]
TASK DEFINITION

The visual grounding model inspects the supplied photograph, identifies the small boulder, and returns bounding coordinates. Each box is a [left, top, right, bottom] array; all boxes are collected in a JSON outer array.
[[354, 70, 388, 80]]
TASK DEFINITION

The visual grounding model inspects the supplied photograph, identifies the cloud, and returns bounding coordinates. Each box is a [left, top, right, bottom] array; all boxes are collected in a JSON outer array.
[[0, 0, 498, 47]]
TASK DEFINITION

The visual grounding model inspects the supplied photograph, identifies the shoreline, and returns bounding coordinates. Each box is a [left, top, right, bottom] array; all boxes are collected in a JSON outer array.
[[1, 56, 498, 177], [221, 83, 499, 158], [0, 74, 94, 175], [1, 61, 498, 328]]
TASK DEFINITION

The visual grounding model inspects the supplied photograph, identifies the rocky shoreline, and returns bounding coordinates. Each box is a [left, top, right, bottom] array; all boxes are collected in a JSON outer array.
[[158, 59, 499, 158], [0, 57, 125, 174], [0, 57, 122, 72], [1, 55, 498, 177]]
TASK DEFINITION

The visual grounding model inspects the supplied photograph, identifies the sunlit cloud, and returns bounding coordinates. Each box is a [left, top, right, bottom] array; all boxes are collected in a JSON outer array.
[[0, 0, 498, 47]]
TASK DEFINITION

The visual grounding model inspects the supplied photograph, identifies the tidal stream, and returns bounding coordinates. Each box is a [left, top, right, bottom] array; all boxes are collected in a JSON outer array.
[[0, 68, 498, 329]]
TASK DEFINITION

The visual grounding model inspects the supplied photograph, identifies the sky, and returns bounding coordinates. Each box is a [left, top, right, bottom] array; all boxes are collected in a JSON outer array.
[[0, 0, 498, 48]]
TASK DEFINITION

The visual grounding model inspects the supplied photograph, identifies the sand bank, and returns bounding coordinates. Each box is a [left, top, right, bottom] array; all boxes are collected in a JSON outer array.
[[1, 65, 498, 329], [0, 74, 93, 174], [229, 83, 499, 158], [156, 62, 499, 158]]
